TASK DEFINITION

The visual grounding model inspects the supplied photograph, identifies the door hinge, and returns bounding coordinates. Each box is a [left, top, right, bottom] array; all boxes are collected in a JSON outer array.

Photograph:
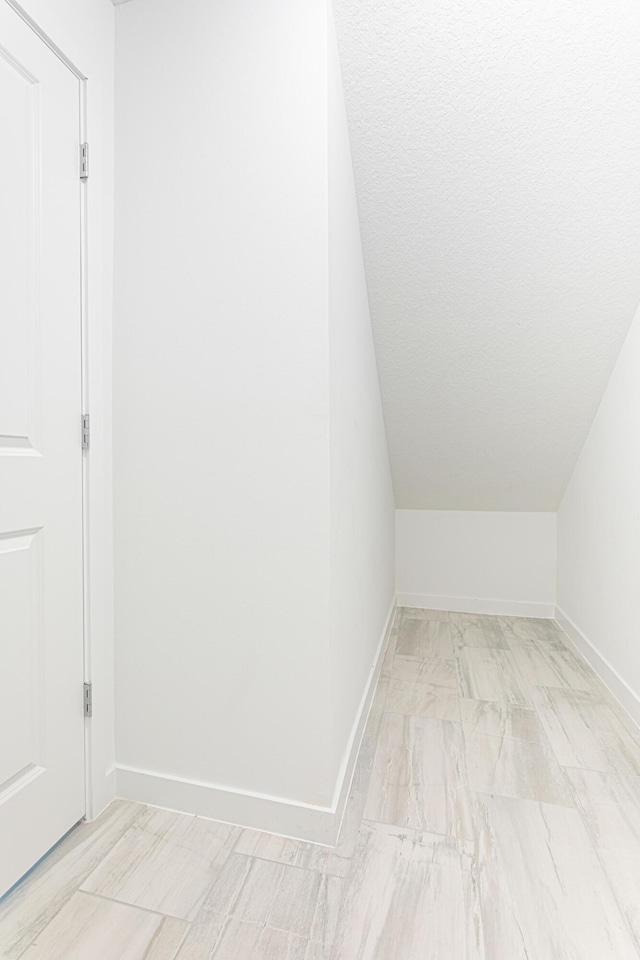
[[82, 413, 90, 449], [83, 682, 93, 718], [80, 142, 89, 180]]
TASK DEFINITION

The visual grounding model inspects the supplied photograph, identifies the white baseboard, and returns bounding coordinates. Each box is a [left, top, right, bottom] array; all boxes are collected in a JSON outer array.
[[116, 597, 397, 846], [555, 606, 640, 731], [329, 597, 397, 837], [397, 592, 555, 619], [116, 765, 337, 845]]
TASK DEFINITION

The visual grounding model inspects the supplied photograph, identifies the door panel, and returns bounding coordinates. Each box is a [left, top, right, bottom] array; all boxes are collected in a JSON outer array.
[[0, 4, 85, 895], [0, 530, 43, 790]]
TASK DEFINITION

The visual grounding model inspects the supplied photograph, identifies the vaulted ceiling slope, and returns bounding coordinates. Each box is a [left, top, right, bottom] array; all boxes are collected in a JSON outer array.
[[333, 0, 640, 510]]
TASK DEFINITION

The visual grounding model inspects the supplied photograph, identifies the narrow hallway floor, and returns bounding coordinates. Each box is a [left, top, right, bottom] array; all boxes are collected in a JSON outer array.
[[2, 609, 640, 958]]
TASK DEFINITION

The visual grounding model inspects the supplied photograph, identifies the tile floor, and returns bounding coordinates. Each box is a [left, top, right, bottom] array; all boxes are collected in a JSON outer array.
[[2, 608, 640, 958]]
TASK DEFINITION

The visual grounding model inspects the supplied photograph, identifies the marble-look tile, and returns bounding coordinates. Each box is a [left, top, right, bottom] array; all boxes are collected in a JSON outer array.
[[215, 855, 340, 942], [331, 820, 483, 960], [396, 620, 454, 660], [9, 608, 640, 960], [212, 919, 310, 960], [460, 699, 546, 743], [233, 831, 349, 880], [499, 616, 564, 643], [81, 806, 239, 921], [532, 687, 640, 776], [508, 637, 593, 691], [595, 687, 640, 745], [448, 612, 501, 625], [385, 678, 459, 720], [451, 620, 508, 650], [399, 607, 450, 621], [464, 730, 573, 805], [364, 713, 474, 839], [456, 648, 531, 705], [476, 794, 638, 958], [176, 854, 340, 960], [303, 941, 327, 960], [0, 800, 145, 960], [171, 899, 225, 960], [566, 767, 640, 945], [390, 655, 457, 686], [21, 892, 187, 960]]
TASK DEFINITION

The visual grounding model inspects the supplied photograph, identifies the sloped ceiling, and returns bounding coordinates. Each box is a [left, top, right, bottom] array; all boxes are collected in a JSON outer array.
[[333, 0, 640, 510]]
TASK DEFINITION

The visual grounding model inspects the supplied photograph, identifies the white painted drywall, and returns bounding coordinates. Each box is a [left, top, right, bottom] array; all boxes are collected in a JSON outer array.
[[557, 301, 640, 712], [333, 0, 640, 511], [114, 0, 393, 839], [397, 510, 557, 617], [11, 0, 116, 818], [327, 3, 396, 783]]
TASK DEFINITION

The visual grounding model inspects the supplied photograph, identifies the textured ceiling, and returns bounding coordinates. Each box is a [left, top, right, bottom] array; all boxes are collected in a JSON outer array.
[[332, 0, 640, 510]]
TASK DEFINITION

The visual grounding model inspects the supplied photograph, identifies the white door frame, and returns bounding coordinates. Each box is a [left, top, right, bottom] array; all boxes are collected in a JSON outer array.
[[4, 0, 114, 823]]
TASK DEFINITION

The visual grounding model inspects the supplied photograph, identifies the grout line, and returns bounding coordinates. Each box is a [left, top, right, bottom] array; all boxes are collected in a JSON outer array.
[[80, 889, 195, 923], [230, 849, 337, 877]]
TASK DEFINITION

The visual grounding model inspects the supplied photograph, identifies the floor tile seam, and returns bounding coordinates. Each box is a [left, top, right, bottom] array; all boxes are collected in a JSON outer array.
[[86, 818, 178, 887], [556, 757, 640, 777], [467, 781, 578, 811], [215, 914, 322, 946], [382, 710, 462, 723], [460, 728, 554, 747], [7, 811, 154, 959], [560, 764, 640, 788], [531, 697, 640, 776], [134, 827, 242, 928], [394, 657, 457, 667], [393, 655, 457, 664], [222, 911, 315, 940], [10, 804, 148, 914], [13, 889, 192, 960], [229, 849, 343, 878], [358, 816, 476, 849], [380, 709, 464, 727], [385, 676, 460, 693], [453, 644, 511, 652], [389, 658, 459, 673], [77, 888, 193, 922], [4, 881, 82, 960], [456, 693, 534, 708], [399, 616, 451, 623], [183, 848, 251, 930], [146, 908, 191, 960]]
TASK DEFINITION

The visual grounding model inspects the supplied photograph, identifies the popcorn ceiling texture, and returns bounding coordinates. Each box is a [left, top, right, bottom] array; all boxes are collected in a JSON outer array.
[[332, 0, 640, 510]]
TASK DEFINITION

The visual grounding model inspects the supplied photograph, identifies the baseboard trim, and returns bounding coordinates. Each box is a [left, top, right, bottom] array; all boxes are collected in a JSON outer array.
[[116, 765, 338, 845], [116, 596, 397, 846], [555, 606, 640, 731], [397, 592, 555, 619], [329, 596, 397, 838]]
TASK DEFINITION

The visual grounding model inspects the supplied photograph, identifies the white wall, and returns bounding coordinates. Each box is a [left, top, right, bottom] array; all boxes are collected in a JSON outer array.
[[557, 301, 640, 721], [114, 0, 393, 842], [12, 0, 116, 818], [327, 4, 396, 795], [397, 510, 557, 617]]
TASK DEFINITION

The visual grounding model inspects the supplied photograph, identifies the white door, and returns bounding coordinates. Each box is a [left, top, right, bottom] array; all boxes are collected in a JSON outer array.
[[0, 4, 85, 895]]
